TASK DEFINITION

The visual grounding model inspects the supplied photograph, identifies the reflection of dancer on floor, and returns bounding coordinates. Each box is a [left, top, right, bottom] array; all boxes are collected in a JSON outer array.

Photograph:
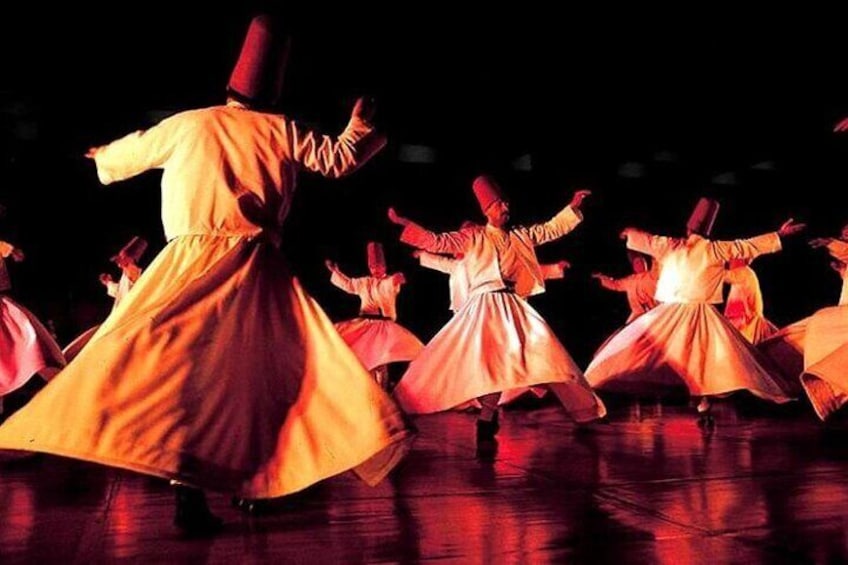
[[0, 240, 65, 420], [325, 241, 424, 391], [585, 197, 804, 425], [389, 175, 606, 447], [0, 15, 412, 536]]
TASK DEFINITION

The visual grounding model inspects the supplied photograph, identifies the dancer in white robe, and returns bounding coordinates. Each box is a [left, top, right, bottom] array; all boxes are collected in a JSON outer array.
[[326, 241, 424, 390], [798, 224, 848, 420], [0, 15, 412, 535], [0, 240, 65, 418], [415, 247, 569, 407], [389, 175, 606, 444], [585, 197, 804, 422]]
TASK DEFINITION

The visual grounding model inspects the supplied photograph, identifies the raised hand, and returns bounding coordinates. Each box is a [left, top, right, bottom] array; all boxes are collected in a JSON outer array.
[[777, 218, 806, 238], [568, 189, 592, 210], [351, 96, 377, 124], [619, 227, 636, 241], [809, 237, 832, 249], [387, 207, 409, 226]]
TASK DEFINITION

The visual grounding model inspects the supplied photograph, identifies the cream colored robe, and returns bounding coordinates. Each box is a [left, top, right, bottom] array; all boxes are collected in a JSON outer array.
[[0, 103, 412, 498]]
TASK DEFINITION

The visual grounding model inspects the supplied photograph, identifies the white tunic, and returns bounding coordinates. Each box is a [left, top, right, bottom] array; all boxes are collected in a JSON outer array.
[[627, 231, 782, 304], [329, 269, 424, 370], [330, 271, 403, 320], [418, 252, 567, 313], [394, 207, 606, 420], [401, 205, 582, 299]]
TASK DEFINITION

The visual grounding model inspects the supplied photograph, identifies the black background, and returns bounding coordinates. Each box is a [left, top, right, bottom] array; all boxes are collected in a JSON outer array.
[[1, 5, 846, 365]]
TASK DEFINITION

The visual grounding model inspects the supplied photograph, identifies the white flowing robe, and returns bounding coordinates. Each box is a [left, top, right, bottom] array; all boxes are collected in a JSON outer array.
[[0, 104, 413, 498], [586, 231, 793, 402], [394, 207, 606, 422]]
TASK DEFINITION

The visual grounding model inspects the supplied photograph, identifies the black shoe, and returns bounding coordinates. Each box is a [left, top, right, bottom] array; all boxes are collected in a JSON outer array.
[[174, 486, 223, 537], [476, 420, 494, 442], [482, 410, 501, 433], [476, 414, 500, 443], [476, 437, 498, 460]]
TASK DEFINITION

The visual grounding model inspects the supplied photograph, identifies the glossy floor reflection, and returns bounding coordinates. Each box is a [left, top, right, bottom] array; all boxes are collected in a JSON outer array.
[[2, 399, 848, 563]]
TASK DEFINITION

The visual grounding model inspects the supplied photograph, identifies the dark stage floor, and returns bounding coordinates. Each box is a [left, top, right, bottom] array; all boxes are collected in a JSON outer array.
[[2, 400, 847, 563]]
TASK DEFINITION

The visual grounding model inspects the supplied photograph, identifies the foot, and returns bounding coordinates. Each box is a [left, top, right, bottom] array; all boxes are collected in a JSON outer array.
[[475, 416, 499, 460], [476, 419, 496, 443], [174, 486, 223, 536], [475, 438, 498, 461], [476, 411, 500, 443], [696, 397, 711, 414]]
